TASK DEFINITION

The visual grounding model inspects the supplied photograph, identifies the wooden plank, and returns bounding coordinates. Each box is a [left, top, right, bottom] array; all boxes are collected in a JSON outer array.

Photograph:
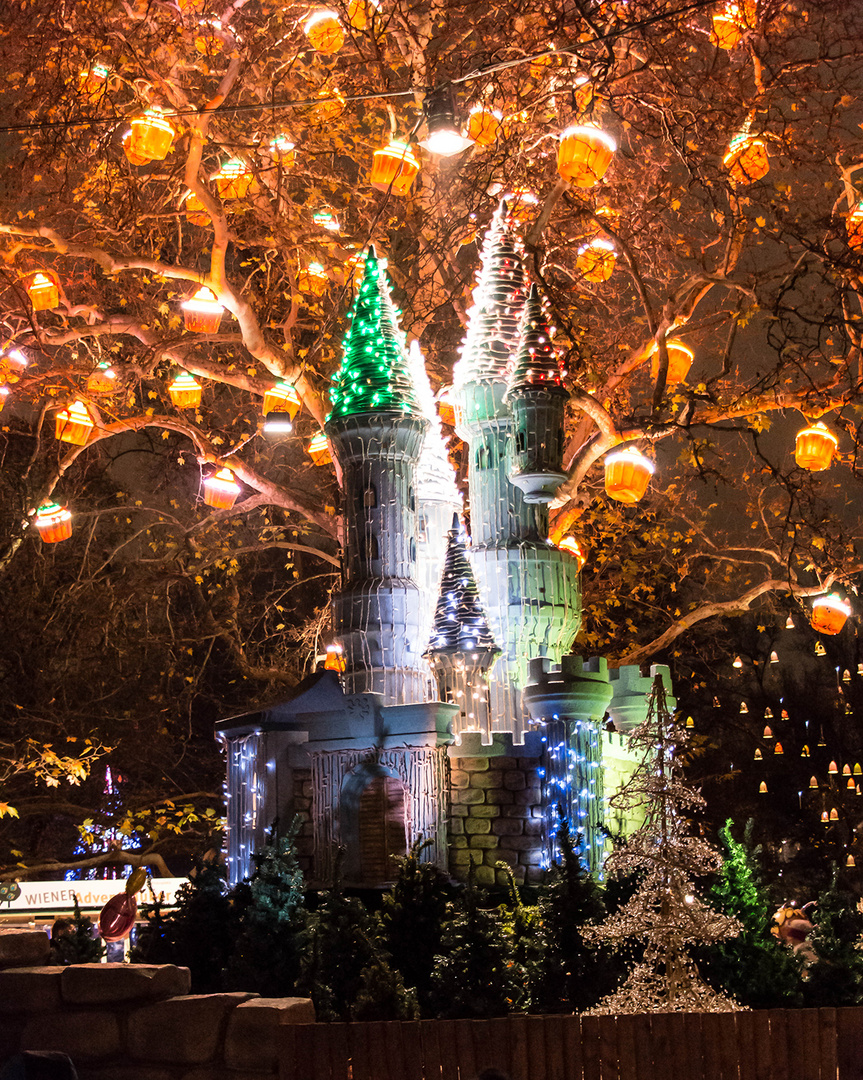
[[597, 1015, 619, 1080], [420, 1019, 443, 1080], [437, 1019, 460, 1080], [667, 1013, 691, 1080], [767, 1011, 789, 1080], [509, 1015, 530, 1080], [650, 1014, 671, 1080], [835, 1008, 863, 1080], [717, 1011, 739, 1080], [526, 1015, 548, 1080], [478, 1017, 512, 1076], [366, 1022, 391, 1080], [544, 1014, 567, 1080], [818, 1010, 837, 1080], [798, 1010, 822, 1080], [349, 1020, 372, 1080], [737, 1011, 757, 1080], [325, 1024, 349, 1080], [383, 1022, 408, 1080], [680, 1011, 704, 1080], [293, 1024, 323, 1080], [279, 1025, 299, 1080], [615, 1015, 638, 1080], [562, 1014, 584, 1080], [749, 1011, 772, 1080], [454, 1020, 478, 1080], [400, 1021, 424, 1080], [699, 1013, 723, 1080], [580, 1015, 602, 1080]]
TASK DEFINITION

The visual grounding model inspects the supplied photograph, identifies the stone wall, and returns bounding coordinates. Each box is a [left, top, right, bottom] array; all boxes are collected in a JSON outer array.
[[0, 953, 314, 1080], [448, 754, 544, 886], [291, 766, 315, 877]]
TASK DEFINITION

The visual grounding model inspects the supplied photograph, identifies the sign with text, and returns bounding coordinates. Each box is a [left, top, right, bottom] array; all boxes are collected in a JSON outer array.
[[0, 877, 186, 914]]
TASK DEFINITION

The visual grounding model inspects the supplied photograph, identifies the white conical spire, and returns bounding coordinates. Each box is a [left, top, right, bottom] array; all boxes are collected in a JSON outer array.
[[409, 340, 462, 507]]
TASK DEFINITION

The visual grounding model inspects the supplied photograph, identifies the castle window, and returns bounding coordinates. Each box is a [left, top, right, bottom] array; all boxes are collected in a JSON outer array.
[[408, 486, 415, 512], [516, 430, 527, 453], [363, 485, 377, 508], [418, 513, 428, 542], [409, 537, 416, 562], [475, 446, 488, 469]]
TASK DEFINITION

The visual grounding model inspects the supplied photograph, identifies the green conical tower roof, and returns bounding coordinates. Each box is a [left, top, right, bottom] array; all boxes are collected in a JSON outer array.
[[507, 284, 567, 395], [327, 248, 421, 421]]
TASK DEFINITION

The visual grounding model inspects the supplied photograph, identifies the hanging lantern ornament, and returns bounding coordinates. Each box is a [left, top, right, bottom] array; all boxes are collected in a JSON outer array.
[[304, 10, 345, 53], [774, 742, 784, 755], [801, 745, 810, 758], [849, 778, 857, 790], [214, 158, 254, 200], [263, 382, 302, 419], [262, 411, 295, 439], [370, 139, 421, 196], [203, 467, 242, 510], [576, 238, 617, 283], [821, 811, 830, 823], [168, 371, 203, 410], [34, 503, 73, 544], [809, 775, 818, 788], [829, 760, 839, 775], [723, 131, 770, 185], [128, 109, 176, 162], [604, 446, 655, 504], [846, 201, 863, 252], [324, 643, 346, 671], [347, 0, 380, 29], [754, 748, 763, 761], [711, 3, 744, 49], [182, 287, 224, 334], [468, 105, 504, 147], [557, 536, 587, 570], [811, 594, 851, 637], [574, 74, 594, 114], [830, 808, 839, 821], [313, 210, 340, 232], [268, 135, 296, 168], [308, 431, 332, 465], [78, 63, 112, 99], [847, 854, 856, 867], [420, 88, 474, 156], [557, 123, 617, 188], [87, 361, 118, 395], [763, 725, 773, 739], [298, 263, 329, 296], [25, 271, 60, 312], [55, 399, 95, 446], [182, 190, 210, 227], [122, 130, 151, 167], [650, 340, 694, 385], [795, 420, 837, 471]]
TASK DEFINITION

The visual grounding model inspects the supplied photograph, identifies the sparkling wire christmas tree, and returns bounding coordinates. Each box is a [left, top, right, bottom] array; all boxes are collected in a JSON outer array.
[[328, 247, 420, 419], [507, 283, 566, 391], [587, 673, 743, 1014]]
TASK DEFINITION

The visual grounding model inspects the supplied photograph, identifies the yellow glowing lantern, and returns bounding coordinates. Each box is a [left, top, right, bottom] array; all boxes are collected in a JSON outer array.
[[122, 130, 151, 166], [711, 4, 743, 49], [753, 748, 762, 761], [182, 287, 224, 334], [801, 745, 810, 757], [263, 382, 301, 419], [811, 594, 851, 637], [268, 135, 296, 169], [774, 742, 783, 755], [723, 133, 769, 185], [650, 340, 694, 385], [25, 272, 60, 311], [468, 106, 504, 147], [87, 362, 118, 394], [604, 447, 655, 504], [557, 536, 587, 570], [758, 781, 767, 794], [34, 503, 73, 544], [685, 716, 694, 728], [847, 854, 856, 866], [324, 643, 346, 671], [214, 159, 253, 201], [305, 10, 345, 53], [203, 468, 242, 510], [854, 763, 861, 775], [794, 421, 837, 471], [557, 124, 616, 188], [830, 808, 839, 821], [168, 372, 203, 409], [55, 399, 95, 445], [846, 202, 863, 252], [577, 238, 617, 282], [129, 109, 176, 162], [347, 0, 380, 29], [183, 191, 210, 226], [298, 263, 329, 296], [308, 432, 332, 465], [809, 775, 818, 788], [78, 64, 111, 99], [371, 140, 421, 197]]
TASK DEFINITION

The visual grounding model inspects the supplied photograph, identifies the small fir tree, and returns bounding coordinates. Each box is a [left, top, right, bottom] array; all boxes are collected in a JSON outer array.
[[803, 869, 863, 1007], [698, 820, 803, 1008], [496, 862, 542, 1013], [351, 956, 420, 1021], [50, 896, 105, 964]]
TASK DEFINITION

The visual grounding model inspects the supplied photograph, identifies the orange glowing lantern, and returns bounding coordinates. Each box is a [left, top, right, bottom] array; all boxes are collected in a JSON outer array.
[[87, 362, 118, 394], [846, 202, 863, 252], [604, 447, 655, 504], [263, 382, 301, 419], [467, 106, 503, 147], [650, 340, 694, 385], [203, 468, 242, 510], [795, 421, 837, 471], [129, 109, 176, 162], [711, 4, 743, 49], [168, 371, 203, 409], [182, 287, 224, 333], [437, 387, 455, 426], [214, 159, 253, 200], [299, 263, 329, 296], [55, 399, 95, 445], [557, 124, 616, 188], [325, 643, 346, 671], [821, 811, 829, 823], [758, 781, 767, 794], [829, 760, 840, 775], [847, 854, 856, 866], [371, 140, 421, 196], [849, 779, 857, 791], [577, 238, 616, 282], [774, 742, 783, 755], [122, 130, 151, 166], [78, 64, 112, 99], [557, 536, 587, 570], [830, 808, 839, 821], [753, 748, 762, 761], [34, 502, 73, 544], [723, 133, 769, 185], [305, 10, 345, 53], [25, 272, 60, 311], [810, 775, 818, 789], [183, 190, 210, 226], [347, 0, 380, 29], [268, 135, 296, 169], [308, 432, 332, 465], [811, 595, 851, 637], [574, 75, 594, 114]]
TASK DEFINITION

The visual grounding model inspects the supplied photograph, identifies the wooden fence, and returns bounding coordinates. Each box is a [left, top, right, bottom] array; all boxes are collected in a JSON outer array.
[[280, 1009, 863, 1080]]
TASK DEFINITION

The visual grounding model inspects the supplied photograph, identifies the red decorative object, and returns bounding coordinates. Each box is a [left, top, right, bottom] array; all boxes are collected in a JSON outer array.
[[811, 595, 851, 636], [370, 140, 420, 196], [99, 892, 137, 943], [723, 133, 769, 184], [557, 124, 616, 188], [304, 10, 345, 53], [604, 447, 655, 504], [203, 467, 242, 509], [34, 503, 73, 544], [182, 287, 224, 333], [55, 400, 95, 445], [650, 340, 694, 385], [795, 421, 837, 471], [308, 432, 332, 465], [129, 109, 175, 162], [168, 372, 203, 409], [25, 271, 60, 311], [263, 382, 301, 419]]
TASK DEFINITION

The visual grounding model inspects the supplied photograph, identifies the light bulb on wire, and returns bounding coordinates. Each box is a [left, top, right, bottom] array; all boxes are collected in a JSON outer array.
[[419, 87, 474, 156]]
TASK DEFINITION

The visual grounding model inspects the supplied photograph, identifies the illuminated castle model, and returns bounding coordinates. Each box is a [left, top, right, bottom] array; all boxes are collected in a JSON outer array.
[[219, 206, 673, 888]]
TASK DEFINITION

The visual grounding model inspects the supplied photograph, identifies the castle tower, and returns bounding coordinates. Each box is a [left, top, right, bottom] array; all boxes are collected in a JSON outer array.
[[408, 341, 463, 652], [325, 249, 431, 704], [425, 514, 500, 744], [506, 284, 568, 504], [451, 204, 581, 741]]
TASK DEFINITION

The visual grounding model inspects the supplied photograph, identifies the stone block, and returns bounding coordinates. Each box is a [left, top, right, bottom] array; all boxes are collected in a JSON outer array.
[[491, 819, 524, 837], [62, 964, 191, 1005], [487, 850, 519, 868], [501, 806, 531, 819], [524, 818, 543, 837], [0, 1015, 25, 1059], [0, 929, 50, 969], [485, 790, 514, 805], [21, 1010, 121, 1061], [449, 817, 464, 834], [474, 866, 495, 886], [464, 817, 491, 835], [518, 758, 541, 770], [452, 787, 485, 805], [466, 836, 499, 850], [182, 1070, 273, 1080], [502, 771, 527, 790], [78, 1068, 177, 1080], [449, 835, 467, 849], [520, 851, 545, 866], [449, 849, 482, 868], [0, 967, 64, 1013], [499, 835, 540, 852], [225, 998, 315, 1071], [301, 782, 314, 798], [450, 804, 469, 817], [128, 993, 253, 1064], [513, 788, 542, 806], [458, 757, 489, 772], [449, 771, 470, 789], [469, 772, 503, 790], [488, 757, 517, 769], [466, 805, 499, 819]]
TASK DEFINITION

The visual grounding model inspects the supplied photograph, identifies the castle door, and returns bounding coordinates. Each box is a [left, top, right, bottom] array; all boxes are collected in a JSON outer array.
[[357, 775, 407, 883]]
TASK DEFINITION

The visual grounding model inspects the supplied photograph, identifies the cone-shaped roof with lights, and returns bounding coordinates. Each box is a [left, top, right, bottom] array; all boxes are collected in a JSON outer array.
[[426, 514, 499, 656], [409, 341, 462, 506], [327, 247, 421, 420], [506, 284, 566, 395], [452, 201, 528, 387]]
